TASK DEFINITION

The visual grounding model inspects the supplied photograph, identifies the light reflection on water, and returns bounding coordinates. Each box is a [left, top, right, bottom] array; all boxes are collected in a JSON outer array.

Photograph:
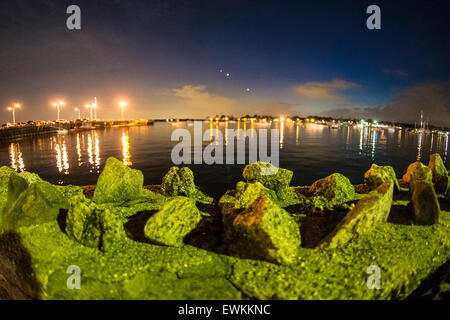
[[0, 122, 448, 198]]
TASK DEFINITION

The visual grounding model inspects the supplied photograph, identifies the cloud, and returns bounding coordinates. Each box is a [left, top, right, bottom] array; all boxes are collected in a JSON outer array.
[[293, 79, 359, 101], [383, 68, 409, 78], [165, 85, 237, 117], [320, 80, 450, 127]]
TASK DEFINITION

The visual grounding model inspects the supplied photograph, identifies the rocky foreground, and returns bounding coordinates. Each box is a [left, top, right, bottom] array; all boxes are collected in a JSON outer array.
[[0, 155, 449, 300]]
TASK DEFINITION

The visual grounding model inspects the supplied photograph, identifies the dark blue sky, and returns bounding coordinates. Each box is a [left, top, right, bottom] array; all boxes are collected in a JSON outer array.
[[1, 0, 449, 122]]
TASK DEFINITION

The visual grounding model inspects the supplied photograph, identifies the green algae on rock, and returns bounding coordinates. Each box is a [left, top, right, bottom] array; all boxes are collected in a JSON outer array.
[[93, 157, 144, 204], [364, 164, 400, 191], [320, 180, 394, 249], [144, 197, 207, 247], [309, 173, 356, 206], [66, 195, 102, 249], [242, 162, 293, 200], [403, 161, 431, 184], [161, 166, 213, 204], [66, 195, 128, 251], [408, 166, 440, 225], [226, 196, 301, 264], [0, 166, 21, 215], [18, 171, 43, 185], [428, 153, 449, 195], [2, 180, 69, 231], [234, 181, 278, 209]]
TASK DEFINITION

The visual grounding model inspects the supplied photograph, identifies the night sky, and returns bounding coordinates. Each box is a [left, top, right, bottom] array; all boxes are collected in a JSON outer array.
[[1, 0, 449, 125]]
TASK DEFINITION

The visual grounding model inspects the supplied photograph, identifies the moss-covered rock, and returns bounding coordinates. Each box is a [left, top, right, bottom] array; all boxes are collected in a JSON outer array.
[[2, 181, 69, 231], [234, 181, 278, 209], [66, 195, 101, 249], [18, 171, 43, 185], [408, 163, 433, 188], [410, 182, 440, 225], [408, 166, 440, 225], [66, 195, 127, 251], [402, 161, 430, 184], [242, 162, 293, 201], [144, 197, 206, 247], [161, 167, 213, 204], [320, 180, 394, 249], [93, 157, 144, 204], [0, 166, 20, 214], [227, 196, 301, 264], [428, 153, 449, 194], [364, 164, 400, 191], [0, 172, 28, 233], [309, 173, 356, 205]]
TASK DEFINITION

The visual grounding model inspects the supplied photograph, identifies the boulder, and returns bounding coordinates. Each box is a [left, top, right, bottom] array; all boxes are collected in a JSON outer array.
[[66, 195, 101, 249], [66, 195, 127, 250], [0, 173, 28, 232], [2, 181, 69, 231], [0, 167, 21, 214], [93, 157, 144, 204], [309, 173, 356, 205], [428, 153, 449, 194], [320, 181, 394, 249], [227, 196, 301, 264], [410, 182, 440, 225], [18, 171, 42, 185], [408, 163, 433, 189], [234, 181, 278, 209], [403, 162, 432, 184], [408, 165, 440, 225], [242, 162, 293, 200], [161, 167, 213, 204], [144, 197, 206, 247], [364, 164, 400, 191]]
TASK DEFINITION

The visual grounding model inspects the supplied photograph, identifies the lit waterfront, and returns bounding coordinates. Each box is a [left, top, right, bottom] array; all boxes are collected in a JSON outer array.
[[1, 121, 448, 197]]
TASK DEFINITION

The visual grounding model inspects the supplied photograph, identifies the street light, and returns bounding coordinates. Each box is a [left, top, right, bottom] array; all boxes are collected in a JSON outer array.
[[86, 103, 93, 121], [7, 103, 21, 124], [53, 101, 64, 121], [119, 101, 127, 121], [74, 108, 81, 119]]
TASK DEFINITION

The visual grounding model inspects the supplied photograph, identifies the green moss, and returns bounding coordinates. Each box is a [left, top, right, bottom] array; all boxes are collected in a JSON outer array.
[[320, 181, 394, 249], [144, 197, 207, 247], [234, 182, 277, 209], [18, 171, 43, 184], [0, 166, 21, 215], [309, 173, 356, 205], [2, 181, 68, 231], [228, 196, 302, 264], [0, 164, 448, 300], [13, 208, 449, 300], [161, 167, 213, 204], [428, 153, 449, 194], [364, 164, 400, 191], [242, 162, 294, 201], [93, 157, 144, 204]]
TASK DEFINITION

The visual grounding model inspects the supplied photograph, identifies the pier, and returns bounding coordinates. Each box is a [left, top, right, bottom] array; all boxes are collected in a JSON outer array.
[[0, 119, 154, 143]]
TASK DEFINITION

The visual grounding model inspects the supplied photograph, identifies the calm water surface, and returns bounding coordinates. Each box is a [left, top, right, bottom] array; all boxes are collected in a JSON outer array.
[[1, 121, 449, 198]]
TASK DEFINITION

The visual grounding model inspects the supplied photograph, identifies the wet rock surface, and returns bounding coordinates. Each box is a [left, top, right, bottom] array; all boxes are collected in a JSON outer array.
[[0, 158, 448, 300], [93, 157, 144, 204], [144, 197, 207, 247], [428, 153, 449, 195], [364, 164, 400, 191], [309, 173, 356, 205], [225, 196, 301, 264], [319, 181, 394, 249]]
